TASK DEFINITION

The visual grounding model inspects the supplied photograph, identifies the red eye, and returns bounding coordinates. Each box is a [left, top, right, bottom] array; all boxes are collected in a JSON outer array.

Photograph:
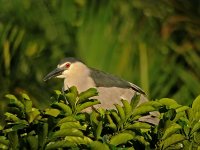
[[66, 63, 71, 68]]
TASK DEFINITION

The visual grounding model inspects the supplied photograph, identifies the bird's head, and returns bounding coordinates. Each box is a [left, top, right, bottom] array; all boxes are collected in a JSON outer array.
[[43, 57, 86, 81]]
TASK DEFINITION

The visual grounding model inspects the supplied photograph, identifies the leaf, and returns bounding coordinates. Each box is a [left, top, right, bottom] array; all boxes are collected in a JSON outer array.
[[191, 122, 200, 134], [0, 136, 9, 147], [51, 102, 72, 115], [191, 95, 200, 121], [45, 108, 60, 117], [8, 131, 18, 149], [57, 116, 77, 126], [65, 93, 77, 111], [176, 106, 189, 113], [76, 100, 100, 112], [78, 88, 98, 104], [132, 105, 156, 118], [126, 122, 151, 130], [164, 109, 176, 121], [133, 135, 149, 146], [110, 132, 135, 146], [140, 101, 163, 109], [46, 140, 76, 150], [60, 122, 87, 131], [6, 94, 24, 110], [130, 94, 141, 110], [158, 98, 180, 109], [4, 112, 20, 122], [162, 123, 182, 140], [90, 111, 100, 126], [53, 90, 62, 100], [21, 93, 30, 100], [161, 134, 185, 150], [106, 114, 117, 131], [95, 121, 103, 140], [22, 93, 32, 113], [51, 128, 83, 139], [66, 136, 92, 145], [115, 104, 125, 121], [27, 135, 38, 150], [121, 100, 132, 119], [90, 141, 109, 150], [27, 108, 41, 123], [68, 86, 78, 97], [37, 123, 48, 149], [110, 111, 121, 125]]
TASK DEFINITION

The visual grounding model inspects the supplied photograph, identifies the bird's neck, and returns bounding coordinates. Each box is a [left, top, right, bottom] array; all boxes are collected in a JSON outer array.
[[63, 63, 95, 92]]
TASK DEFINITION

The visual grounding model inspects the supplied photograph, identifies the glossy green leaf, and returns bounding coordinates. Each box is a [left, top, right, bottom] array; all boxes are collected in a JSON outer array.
[[51, 102, 72, 115], [90, 111, 100, 126], [7, 131, 18, 149], [161, 134, 185, 150], [126, 122, 151, 130], [68, 86, 79, 97], [45, 108, 60, 117], [51, 128, 83, 139], [4, 124, 27, 133], [37, 123, 48, 149], [191, 122, 200, 134], [115, 104, 125, 121], [78, 88, 98, 104], [65, 93, 77, 110], [90, 141, 109, 150], [57, 116, 77, 126], [46, 140, 76, 150], [191, 95, 200, 121], [162, 123, 182, 140], [22, 93, 32, 113], [76, 100, 100, 112], [110, 132, 135, 146], [130, 94, 141, 110], [66, 136, 92, 145], [60, 122, 86, 130], [110, 111, 121, 125], [27, 108, 41, 123], [95, 121, 103, 140], [140, 101, 163, 109], [6, 94, 24, 110], [106, 114, 117, 131], [158, 98, 180, 109], [4, 112, 20, 122], [176, 106, 189, 113], [132, 105, 156, 118], [121, 99, 132, 119], [133, 135, 149, 146], [27, 135, 38, 150], [0, 136, 9, 147]]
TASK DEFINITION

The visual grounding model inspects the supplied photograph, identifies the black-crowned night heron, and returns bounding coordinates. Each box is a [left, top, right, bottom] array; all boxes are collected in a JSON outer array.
[[43, 57, 148, 107], [44, 57, 159, 124]]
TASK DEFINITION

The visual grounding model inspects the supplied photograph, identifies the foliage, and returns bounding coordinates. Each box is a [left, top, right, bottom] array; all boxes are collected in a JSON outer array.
[[0, 0, 200, 116], [0, 86, 200, 149]]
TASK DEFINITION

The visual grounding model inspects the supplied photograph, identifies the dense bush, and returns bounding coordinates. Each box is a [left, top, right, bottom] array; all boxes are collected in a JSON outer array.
[[0, 86, 200, 149]]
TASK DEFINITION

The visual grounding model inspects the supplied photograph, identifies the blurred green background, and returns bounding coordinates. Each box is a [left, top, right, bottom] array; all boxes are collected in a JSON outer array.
[[0, 0, 200, 113]]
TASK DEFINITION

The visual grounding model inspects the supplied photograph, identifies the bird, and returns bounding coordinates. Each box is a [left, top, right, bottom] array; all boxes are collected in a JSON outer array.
[[43, 57, 159, 124]]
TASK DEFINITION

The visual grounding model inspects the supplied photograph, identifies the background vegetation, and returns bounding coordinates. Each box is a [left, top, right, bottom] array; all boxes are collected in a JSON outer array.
[[0, 0, 200, 114]]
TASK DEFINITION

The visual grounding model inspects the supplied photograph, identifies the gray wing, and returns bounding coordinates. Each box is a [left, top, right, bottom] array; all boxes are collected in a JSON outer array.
[[90, 68, 146, 95]]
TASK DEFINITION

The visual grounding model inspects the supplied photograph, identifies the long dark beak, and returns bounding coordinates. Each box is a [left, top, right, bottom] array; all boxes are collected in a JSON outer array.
[[43, 68, 65, 81]]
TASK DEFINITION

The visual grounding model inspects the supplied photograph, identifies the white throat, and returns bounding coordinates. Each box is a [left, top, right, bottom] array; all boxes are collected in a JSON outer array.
[[63, 62, 96, 92]]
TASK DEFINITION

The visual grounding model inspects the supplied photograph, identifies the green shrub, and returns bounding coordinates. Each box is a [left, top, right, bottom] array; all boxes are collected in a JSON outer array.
[[0, 86, 200, 149]]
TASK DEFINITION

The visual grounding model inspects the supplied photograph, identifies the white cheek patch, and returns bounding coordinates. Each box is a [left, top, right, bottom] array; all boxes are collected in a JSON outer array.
[[56, 74, 65, 78]]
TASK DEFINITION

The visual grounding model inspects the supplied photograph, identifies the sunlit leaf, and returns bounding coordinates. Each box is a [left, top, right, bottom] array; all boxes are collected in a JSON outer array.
[[110, 132, 135, 146], [90, 141, 109, 150]]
